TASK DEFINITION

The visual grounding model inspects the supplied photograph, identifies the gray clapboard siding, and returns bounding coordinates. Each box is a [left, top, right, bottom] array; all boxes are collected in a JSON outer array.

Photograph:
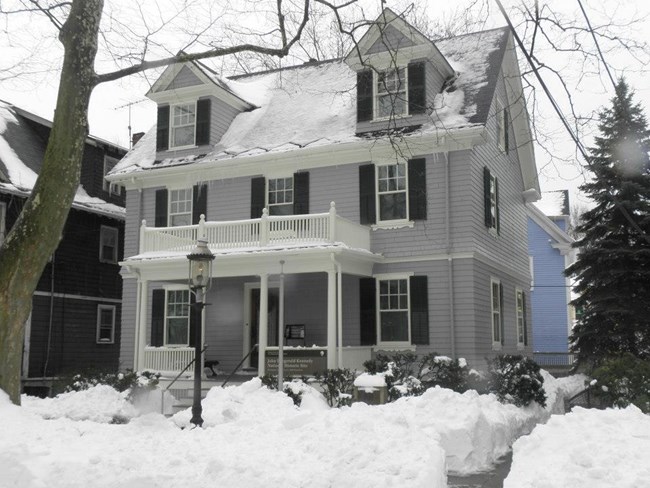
[[124, 190, 141, 258], [206, 175, 250, 221], [366, 24, 415, 54], [119, 278, 137, 370], [163, 65, 203, 91]]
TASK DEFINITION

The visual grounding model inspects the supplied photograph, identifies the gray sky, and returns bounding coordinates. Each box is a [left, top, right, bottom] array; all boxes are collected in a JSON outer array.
[[1, 0, 648, 208]]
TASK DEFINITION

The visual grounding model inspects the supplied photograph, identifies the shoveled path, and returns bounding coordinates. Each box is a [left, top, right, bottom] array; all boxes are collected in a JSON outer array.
[[447, 453, 512, 488]]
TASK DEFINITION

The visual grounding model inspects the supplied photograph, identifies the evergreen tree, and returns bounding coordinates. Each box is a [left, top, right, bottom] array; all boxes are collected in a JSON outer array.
[[567, 79, 650, 369]]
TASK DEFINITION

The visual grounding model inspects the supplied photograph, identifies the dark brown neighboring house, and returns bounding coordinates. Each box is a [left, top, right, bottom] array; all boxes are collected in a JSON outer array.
[[0, 101, 126, 395]]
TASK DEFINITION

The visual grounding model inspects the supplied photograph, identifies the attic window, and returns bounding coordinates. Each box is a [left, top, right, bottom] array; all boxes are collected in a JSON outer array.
[[171, 103, 196, 148], [375, 67, 407, 119]]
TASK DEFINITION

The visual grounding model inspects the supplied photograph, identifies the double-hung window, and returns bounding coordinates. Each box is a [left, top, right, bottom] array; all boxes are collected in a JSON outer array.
[[378, 278, 410, 343], [99, 225, 118, 264], [377, 163, 407, 222], [376, 67, 407, 119], [491, 278, 503, 347], [483, 168, 499, 232], [165, 289, 190, 346], [268, 177, 293, 215], [170, 103, 196, 148], [516, 289, 527, 347], [169, 188, 193, 226], [96, 305, 116, 344]]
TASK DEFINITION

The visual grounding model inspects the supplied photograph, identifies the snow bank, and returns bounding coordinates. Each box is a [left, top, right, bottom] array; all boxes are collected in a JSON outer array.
[[541, 371, 589, 414], [505, 406, 650, 488]]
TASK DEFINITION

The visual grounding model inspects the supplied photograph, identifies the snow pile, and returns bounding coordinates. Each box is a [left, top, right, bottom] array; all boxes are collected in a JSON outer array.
[[541, 371, 589, 414], [505, 406, 650, 488]]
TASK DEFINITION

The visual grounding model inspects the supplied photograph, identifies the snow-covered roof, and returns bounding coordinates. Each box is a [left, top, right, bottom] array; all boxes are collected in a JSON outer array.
[[535, 190, 570, 217], [0, 101, 125, 219], [111, 27, 510, 177]]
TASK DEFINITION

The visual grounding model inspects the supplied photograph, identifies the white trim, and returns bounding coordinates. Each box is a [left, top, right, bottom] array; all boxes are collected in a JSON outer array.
[[496, 99, 506, 152], [99, 225, 119, 264], [266, 176, 294, 215], [168, 187, 193, 227], [515, 288, 526, 348], [22, 311, 32, 378], [375, 160, 409, 224], [33, 291, 121, 303], [96, 304, 116, 344], [103, 155, 121, 194], [490, 277, 502, 349], [243, 281, 280, 368], [375, 274, 412, 347], [373, 66, 409, 121], [163, 285, 191, 347], [169, 101, 197, 150]]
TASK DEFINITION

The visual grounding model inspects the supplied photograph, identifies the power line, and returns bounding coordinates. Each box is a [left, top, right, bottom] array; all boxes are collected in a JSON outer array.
[[576, 0, 617, 91], [493, 0, 650, 245]]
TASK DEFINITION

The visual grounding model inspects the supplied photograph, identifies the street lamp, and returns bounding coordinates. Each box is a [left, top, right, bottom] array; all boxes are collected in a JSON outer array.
[[187, 237, 215, 427]]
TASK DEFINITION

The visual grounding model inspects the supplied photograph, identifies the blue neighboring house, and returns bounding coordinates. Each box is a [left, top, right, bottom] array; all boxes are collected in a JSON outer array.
[[526, 190, 575, 359]]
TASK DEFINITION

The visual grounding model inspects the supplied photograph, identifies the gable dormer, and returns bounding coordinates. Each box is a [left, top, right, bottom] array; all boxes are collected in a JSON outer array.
[[346, 8, 455, 133], [147, 60, 255, 154]]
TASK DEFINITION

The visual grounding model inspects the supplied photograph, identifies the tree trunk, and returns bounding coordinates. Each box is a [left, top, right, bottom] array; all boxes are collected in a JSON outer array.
[[0, 0, 103, 404]]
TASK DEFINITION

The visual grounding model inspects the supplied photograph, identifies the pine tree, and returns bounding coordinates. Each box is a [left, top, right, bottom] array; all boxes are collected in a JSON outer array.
[[567, 79, 650, 369]]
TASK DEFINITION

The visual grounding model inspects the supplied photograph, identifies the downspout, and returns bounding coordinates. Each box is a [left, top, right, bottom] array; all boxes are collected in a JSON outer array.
[[43, 252, 56, 377], [444, 151, 456, 358], [330, 253, 343, 368]]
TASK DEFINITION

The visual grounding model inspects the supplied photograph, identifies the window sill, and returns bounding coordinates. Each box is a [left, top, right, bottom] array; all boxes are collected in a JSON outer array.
[[167, 144, 198, 151], [370, 114, 412, 123], [372, 220, 414, 231], [96, 340, 114, 345]]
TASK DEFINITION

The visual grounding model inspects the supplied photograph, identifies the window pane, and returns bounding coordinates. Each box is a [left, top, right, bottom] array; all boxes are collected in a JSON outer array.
[[379, 193, 407, 221], [171, 214, 191, 226], [269, 203, 292, 216], [167, 318, 188, 345], [173, 126, 195, 147], [381, 311, 408, 342]]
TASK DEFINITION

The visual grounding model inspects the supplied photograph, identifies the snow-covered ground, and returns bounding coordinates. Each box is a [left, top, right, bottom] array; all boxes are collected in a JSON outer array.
[[0, 372, 623, 488]]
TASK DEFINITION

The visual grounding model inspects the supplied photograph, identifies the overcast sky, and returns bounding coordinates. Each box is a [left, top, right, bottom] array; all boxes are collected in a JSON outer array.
[[1, 0, 648, 208]]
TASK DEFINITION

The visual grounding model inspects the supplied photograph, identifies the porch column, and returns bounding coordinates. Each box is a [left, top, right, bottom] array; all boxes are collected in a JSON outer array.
[[327, 269, 336, 369], [136, 279, 148, 371], [257, 273, 269, 375]]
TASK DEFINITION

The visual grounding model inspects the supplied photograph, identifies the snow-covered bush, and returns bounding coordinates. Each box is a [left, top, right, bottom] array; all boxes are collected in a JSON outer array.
[[590, 354, 650, 413], [487, 355, 547, 407], [260, 374, 313, 406], [314, 368, 355, 407], [63, 369, 160, 403], [364, 352, 422, 401], [418, 354, 470, 392]]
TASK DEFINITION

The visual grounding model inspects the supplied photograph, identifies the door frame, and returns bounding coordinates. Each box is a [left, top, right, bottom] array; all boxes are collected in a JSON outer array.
[[243, 281, 279, 369]]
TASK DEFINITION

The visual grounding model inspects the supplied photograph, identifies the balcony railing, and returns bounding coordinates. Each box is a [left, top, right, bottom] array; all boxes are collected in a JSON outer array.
[[143, 346, 195, 373], [139, 202, 370, 254]]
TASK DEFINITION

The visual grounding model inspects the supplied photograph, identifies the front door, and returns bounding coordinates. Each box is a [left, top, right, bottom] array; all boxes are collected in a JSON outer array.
[[249, 287, 279, 368]]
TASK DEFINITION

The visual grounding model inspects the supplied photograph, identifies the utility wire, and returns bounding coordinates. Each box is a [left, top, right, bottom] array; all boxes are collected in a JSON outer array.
[[576, 0, 617, 91], [493, 0, 650, 245]]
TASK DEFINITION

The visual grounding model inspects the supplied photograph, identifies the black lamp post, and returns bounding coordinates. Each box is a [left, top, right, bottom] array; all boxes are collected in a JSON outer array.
[[187, 237, 215, 427]]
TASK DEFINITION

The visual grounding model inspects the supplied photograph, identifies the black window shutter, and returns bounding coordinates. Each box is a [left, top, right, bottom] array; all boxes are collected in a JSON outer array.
[[499, 283, 505, 345], [151, 289, 165, 347], [504, 107, 510, 154], [357, 70, 373, 122], [192, 184, 208, 224], [495, 177, 501, 235], [293, 172, 309, 215], [408, 62, 426, 115], [156, 105, 170, 151], [155, 189, 168, 227], [522, 292, 528, 346], [408, 158, 427, 220], [196, 98, 211, 146], [359, 278, 376, 346], [483, 167, 491, 228], [359, 164, 376, 225], [250, 177, 266, 218], [189, 292, 197, 347], [410, 275, 429, 345]]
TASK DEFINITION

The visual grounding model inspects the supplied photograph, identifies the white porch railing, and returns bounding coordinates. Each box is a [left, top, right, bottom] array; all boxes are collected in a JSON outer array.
[[139, 202, 370, 254], [143, 346, 195, 373]]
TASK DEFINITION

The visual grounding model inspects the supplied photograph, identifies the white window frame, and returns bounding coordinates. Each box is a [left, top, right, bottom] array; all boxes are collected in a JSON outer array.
[[515, 288, 526, 348], [169, 102, 197, 150], [99, 225, 118, 264], [168, 188, 193, 227], [496, 100, 506, 152], [373, 67, 409, 121], [103, 155, 122, 195], [375, 161, 410, 225], [376, 273, 412, 347], [529, 256, 535, 291], [0, 201, 6, 245], [164, 286, 191, 347], [491, 277, 502, 349], [96, 304, 116, 344], [267, 176, 294, 215], [488, 172, 499, 232]]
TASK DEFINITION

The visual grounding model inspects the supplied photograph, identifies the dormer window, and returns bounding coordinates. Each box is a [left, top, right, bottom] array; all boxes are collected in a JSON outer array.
[[376, 67, 407, 119], [171, 103, 196, 148]]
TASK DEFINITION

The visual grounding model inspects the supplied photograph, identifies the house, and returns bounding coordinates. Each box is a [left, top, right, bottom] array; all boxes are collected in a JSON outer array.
[[0, 101, 126, 395], [107, 9, 540, 378], [526, 190, 575, 364]]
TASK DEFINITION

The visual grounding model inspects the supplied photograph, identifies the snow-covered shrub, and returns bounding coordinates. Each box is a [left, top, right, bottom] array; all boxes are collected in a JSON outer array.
[[590, 354, 650, 413], [418, 354, 470, 392], [63, 369, 160, 403], [363, 352, 423, 401], [260, 374, 312, 406], [314, 368, 355, 408], [487, 355, 547, 408]]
